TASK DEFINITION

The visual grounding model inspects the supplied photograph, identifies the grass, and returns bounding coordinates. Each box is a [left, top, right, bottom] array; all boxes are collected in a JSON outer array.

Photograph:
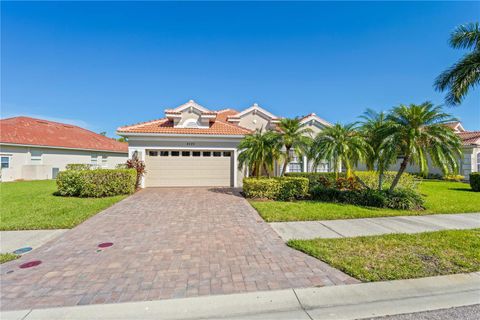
[[0, 253, 19, 264], [0, 180, 127, 230], [250, 180, 479, 222], [288, 229, 480, 281]]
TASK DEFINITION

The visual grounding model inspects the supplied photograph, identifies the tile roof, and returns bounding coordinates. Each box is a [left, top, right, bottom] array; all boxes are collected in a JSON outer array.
[[0, 117, 128, 153], [457, 131, 480, 146], [118, 110, 252, 136]]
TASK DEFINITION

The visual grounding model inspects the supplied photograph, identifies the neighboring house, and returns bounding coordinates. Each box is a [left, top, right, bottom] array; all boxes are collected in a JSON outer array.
[[117, 100, 331, 188], [0, 117, 128, 182]]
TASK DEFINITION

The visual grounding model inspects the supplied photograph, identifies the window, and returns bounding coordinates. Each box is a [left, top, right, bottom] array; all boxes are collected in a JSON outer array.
[[182, 151, 190, 157], [1, 156, 9, 169], [31, 150, 42, 164], [477, 153, 480, 172], [203, 151, 211, 157], [160, 151, 169, 156], [315, 162, 330, 173], [213, 151, 221, 157], [149, 151, 158, 157], [192, 151, 201, 157], [223, 151, 231, 157], [171, 151, 180, 157], [91, 154, 98, 165], [288, 163, 302, 173], [102, 155, 108, 167], [183, 119, 199, 128]]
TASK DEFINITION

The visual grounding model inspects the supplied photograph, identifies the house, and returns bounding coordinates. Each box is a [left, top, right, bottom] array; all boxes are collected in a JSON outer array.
[[117, 100, 331, 187], [0, 117, 128, 182]]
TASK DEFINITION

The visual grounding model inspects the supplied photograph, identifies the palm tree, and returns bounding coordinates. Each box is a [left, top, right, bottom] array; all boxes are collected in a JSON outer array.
[[357, 109, 388, 171], [385, 102, 462, 191], [237, 128, 282, 178], [310, 123, 369, 178], [358, 109, 397, 189], [277, 118, 313, 176], [435, 22, 480, 105]]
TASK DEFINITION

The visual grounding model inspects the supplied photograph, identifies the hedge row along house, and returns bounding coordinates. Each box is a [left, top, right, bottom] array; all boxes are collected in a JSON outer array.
[[0, 117, 128, 182], [117, 100, 332, 188]]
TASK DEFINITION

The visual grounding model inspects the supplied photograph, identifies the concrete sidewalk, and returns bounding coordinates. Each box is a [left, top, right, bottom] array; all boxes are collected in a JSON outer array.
[[0, 229, 68, 254], [270, 213, 480, 241], [3, 272, 479, 320]]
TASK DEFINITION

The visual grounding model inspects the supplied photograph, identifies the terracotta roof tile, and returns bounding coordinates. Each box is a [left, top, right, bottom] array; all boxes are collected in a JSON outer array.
[[0, 117, 128, 153], [457, 131, 480, 146], [118, 110, 251, 135]]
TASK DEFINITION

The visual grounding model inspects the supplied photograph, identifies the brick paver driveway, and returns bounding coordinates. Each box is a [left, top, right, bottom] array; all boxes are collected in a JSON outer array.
[[1, 188, 358, 310]]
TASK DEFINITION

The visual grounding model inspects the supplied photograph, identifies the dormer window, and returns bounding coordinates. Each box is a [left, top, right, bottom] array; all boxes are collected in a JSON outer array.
[[184, 119, 200, 128]]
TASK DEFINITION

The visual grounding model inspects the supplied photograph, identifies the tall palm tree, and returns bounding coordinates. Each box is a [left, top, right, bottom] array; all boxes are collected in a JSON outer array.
[[385, 102, 462, 191], [237, 128, 282, 178], [310, 123, 369, 178], [435, 22, 480, 105], [277, 118, 313, 176]]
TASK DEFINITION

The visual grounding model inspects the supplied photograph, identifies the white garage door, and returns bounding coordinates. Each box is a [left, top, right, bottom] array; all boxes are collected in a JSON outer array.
[[145, 150, 232, 187]]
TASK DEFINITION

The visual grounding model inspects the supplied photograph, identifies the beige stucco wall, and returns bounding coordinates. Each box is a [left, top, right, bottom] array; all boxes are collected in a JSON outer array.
[[0, 144, 127, 182], [237, 112, 272, 131]]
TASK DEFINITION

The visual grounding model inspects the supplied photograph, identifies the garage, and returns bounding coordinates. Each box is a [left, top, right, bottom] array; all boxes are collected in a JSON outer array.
[[145, 150, 233, 187]]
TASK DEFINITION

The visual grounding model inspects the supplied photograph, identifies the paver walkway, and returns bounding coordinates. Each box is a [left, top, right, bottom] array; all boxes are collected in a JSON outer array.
[[0, 230, 68, 254], [270, 213, 480, 241], [0, 188, 357, 311]]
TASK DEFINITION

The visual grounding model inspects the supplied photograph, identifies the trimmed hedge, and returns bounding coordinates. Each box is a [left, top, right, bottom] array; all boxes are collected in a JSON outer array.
[[65, 163, 92, 171], [243, 177, 309, 201], [310, 186, 424, 210], [443, 174, 465, 182], [286, 171, 417, 191], [57, 169, 137, 197], [470, 173, 480, 192]]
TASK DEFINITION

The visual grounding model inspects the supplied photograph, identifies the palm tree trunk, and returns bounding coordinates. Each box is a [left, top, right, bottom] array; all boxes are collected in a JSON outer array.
[[378, 169, 384, 190], [389, 155, 409, 192], [263, 163, 271, 178], [281, 146, 291, 176]]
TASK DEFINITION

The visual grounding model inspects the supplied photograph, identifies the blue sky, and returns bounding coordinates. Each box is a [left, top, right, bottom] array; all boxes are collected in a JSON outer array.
[[2, 1, 479, 137]]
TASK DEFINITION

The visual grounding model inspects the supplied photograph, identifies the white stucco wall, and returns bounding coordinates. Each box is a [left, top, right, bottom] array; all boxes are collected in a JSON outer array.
[[0, 144, 127, 182]]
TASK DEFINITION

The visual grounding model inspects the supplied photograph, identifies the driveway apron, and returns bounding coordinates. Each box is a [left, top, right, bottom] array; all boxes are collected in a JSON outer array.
[[0, 188, 357, 310]]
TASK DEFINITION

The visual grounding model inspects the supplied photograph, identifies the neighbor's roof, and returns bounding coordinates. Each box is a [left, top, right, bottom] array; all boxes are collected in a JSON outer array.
[[0, 117, 128, 153], [117, 109, 252, 136], [457, 131, 480, 146]]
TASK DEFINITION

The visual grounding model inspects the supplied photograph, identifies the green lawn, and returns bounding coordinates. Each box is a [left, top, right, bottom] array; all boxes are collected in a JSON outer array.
[[250, 180, 479, 222], [0, 253, 19, 264], [288, 229, 480, 281], [0, 180, 127, 230]]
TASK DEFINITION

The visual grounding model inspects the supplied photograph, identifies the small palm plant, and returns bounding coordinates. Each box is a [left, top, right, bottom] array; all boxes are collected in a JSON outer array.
[[237, 128, 282, 178], [126, 152, 146, 189], [358, 109, 397, 189], [435, 22, 480, 105], [384, 102, 462, 191], [310, 123, 369, 178], [277, 118, 313, 176]]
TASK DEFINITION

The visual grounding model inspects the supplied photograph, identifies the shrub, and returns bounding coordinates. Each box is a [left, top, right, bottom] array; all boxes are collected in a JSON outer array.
[[443, 174, 465, 182], [412, 172, 443, 180], [470, 173, 480, 192], [286, 171, 417, 191], [126, 154, 146, 189], [57, 169, 137, 197], [65, 163, 92, 171], [243, 177, 309, 201], [56, 170, 84, 196], [310, 185, 424, 210]]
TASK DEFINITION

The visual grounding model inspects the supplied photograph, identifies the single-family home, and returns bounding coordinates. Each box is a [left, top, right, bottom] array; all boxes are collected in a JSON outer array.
[[117, 100, 331, 187], [0, 116, 128, 181]]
